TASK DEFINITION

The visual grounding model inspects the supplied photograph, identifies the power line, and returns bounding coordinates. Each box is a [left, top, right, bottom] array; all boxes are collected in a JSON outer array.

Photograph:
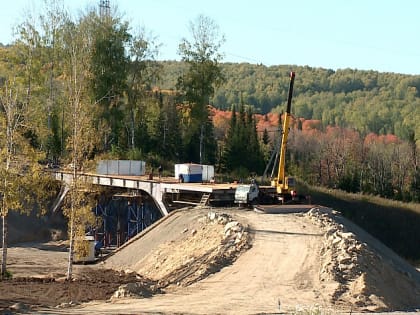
[[225, 52, 262, 64]]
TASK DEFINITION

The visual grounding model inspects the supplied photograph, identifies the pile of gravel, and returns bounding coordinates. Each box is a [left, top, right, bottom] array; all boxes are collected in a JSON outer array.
[[306, 207, 420, 311]]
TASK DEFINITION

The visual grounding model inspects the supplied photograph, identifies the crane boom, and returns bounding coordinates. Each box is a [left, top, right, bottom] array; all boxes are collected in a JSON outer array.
[[236, 71, 302, 207], [272, 71, 296, 197]]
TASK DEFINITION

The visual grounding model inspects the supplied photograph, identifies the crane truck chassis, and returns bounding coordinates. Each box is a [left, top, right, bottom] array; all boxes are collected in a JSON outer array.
[[235, 71, 302, 206]]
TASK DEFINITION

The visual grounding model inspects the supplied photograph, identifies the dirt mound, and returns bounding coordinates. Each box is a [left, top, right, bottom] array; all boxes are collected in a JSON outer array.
[[0, 268, 159, 312], [306, 207, 420, 311], [105, 209, 250, 289]]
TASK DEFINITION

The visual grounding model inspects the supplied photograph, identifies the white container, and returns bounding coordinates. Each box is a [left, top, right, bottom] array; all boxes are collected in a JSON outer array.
[[175, 163, 203, 183], [97, 160, 146, 176], [201, 165, 215, 182]]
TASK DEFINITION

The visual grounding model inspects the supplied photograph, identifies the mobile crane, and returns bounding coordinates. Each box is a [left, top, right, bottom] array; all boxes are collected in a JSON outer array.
[[234, 71, 297, 206], [271, 71, 297, 202]]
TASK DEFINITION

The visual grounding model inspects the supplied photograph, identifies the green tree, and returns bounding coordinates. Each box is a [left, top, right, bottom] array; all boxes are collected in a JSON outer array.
[[11, 0, 68, 162], [177, 14, 225, 163], [125, 27, 161, 151], [223, 104, 264, 176], [12, 12, 44, 148], [153, 92, 183, 161], [246, 107, 265, 173], [39, 0, 68, 162], [222, 105, 237, 171], [61, 17, 98, 280], [0, 77, 53, 279], [88, 11, 131, 151]]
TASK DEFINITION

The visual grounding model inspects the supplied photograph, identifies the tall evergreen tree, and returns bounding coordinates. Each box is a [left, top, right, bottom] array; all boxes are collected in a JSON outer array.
[[222, 105, 237, 171], [262, 128, 270, 146], [246, 107, 265, 173], [156, 92, 183, 161], [223, 104, 265, 176]]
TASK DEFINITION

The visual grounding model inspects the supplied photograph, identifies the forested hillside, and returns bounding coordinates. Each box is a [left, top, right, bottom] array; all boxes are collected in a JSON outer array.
[[157, 61, 419, 201], [158, 61, 420, 141]]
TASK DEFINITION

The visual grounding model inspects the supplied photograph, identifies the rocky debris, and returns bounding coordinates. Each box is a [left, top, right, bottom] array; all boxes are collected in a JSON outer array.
[[9, 302, 29, 312], [111, 270, 162, 299], [55, 301, 80, 309], [306, 207, 420, 311], [112, 282, 154, 299], [207, 211, 248, 245], [137, 211, 251, 289]]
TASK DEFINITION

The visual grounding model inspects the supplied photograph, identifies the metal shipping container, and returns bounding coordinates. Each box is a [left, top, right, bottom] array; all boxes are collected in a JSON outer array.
[[97, 160, 146, 176]]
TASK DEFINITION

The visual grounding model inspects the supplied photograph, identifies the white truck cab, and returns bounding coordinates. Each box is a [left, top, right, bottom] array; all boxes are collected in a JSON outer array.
[[234, 183, 259, 206]]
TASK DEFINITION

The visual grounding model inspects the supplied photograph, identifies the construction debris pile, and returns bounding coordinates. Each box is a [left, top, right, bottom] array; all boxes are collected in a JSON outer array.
[[111, 210, 250, 293], [306, 207, 420, 311]]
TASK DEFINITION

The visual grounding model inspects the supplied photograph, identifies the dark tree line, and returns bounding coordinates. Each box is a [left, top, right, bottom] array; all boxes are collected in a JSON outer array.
[[222, 104, 264, 178]]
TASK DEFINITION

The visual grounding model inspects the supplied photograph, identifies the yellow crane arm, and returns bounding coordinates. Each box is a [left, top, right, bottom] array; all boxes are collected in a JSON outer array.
[[276, 71, 295, 194]]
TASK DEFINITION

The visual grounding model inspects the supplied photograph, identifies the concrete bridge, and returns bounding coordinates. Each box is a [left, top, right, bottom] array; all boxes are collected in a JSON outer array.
[[53, 171, 237, 216]]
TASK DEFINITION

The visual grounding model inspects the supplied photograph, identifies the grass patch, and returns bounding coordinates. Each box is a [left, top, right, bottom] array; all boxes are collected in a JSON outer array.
[[1, 270, 13, 280], [309, 185, 420, 213]]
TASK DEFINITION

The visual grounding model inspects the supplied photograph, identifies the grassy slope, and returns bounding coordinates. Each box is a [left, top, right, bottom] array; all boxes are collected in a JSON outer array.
[[300, 183, 420, 266]]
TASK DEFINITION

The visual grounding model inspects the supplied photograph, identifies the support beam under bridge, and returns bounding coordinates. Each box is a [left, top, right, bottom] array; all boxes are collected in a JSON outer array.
[[52, 171, 238, 216], [53, 171, 170, 215]]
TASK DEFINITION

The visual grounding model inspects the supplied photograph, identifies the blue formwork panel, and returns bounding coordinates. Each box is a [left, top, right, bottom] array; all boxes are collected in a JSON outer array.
[[182, 173, 202, 183]]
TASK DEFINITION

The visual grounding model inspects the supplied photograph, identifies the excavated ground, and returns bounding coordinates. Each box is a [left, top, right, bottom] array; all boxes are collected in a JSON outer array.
[[1, 206, 420, 314]]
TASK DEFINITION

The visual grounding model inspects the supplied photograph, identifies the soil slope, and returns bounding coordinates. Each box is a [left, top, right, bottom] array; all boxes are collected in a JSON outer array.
[[2, 206, 420, 314]]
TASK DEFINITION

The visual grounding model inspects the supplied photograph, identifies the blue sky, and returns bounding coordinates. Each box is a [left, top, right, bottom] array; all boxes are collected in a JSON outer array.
[[1, 0, 419, 75]]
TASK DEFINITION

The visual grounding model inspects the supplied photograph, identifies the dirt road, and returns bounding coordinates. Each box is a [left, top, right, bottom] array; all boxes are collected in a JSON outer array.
[[4, 207, 420, 314], [42, 209, 349, 314]]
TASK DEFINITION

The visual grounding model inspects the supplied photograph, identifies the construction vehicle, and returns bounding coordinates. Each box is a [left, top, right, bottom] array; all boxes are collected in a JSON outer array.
[[270, 71, 297, 203], [234, 71, 298, 206], [234, 180, 260, 206]]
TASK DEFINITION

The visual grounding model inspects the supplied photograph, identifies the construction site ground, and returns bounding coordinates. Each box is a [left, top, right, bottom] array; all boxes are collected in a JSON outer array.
[[1, 206, 420, 314]]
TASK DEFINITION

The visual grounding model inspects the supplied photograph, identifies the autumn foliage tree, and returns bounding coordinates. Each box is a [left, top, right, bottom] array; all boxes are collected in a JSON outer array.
[[0, 76, 54, 279]]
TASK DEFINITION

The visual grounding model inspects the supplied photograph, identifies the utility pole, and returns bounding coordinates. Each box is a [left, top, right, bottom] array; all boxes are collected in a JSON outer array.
[[99, 0, 110, 18], [199, 125, 204, 164]]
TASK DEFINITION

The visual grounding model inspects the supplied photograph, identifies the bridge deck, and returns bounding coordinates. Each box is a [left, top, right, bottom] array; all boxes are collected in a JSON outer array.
[[53, 170, 244, 215], [54, 171, 239, 192]]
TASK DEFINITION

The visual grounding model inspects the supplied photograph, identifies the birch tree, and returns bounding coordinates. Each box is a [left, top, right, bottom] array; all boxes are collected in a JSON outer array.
[[0, 77, 53, 279], [61, 18, 97, 280]]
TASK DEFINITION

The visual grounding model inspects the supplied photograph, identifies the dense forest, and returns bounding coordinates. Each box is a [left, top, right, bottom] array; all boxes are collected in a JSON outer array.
[[0, 1, 418, 208], [156, 61, 419, 202], [159, 61, 420, 142]]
